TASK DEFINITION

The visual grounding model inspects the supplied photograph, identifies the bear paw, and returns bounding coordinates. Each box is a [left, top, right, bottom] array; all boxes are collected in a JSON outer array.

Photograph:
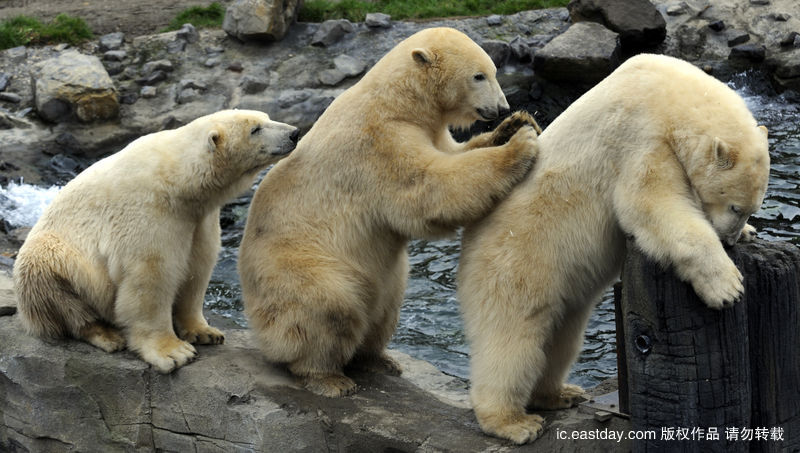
[[692, 258, 744, 310], [505, 126, 539, 178], [79, 322, 126, 353], [178, 324, 225, 345], [479, 411, 545, 445], [529, 383, 586, 410], [302, 373, 358, 398], [137, 335, 197, 373], [349, 353, 402, 376], [739, 223, 757, 242], [490, 111, 542, 146]]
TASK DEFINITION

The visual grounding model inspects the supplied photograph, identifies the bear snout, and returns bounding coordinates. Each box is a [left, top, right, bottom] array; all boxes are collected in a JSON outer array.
[[477, 107, 499, 121], [270, 128, 299, 156]]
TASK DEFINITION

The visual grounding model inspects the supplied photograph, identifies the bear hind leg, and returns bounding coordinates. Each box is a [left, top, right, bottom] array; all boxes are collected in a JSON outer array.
[[468, 306, 562, 444], [348, 274, 404, 377], [251, 298, 367, 397], [527, 302, 594, 410], [14, 233, 111, 344]]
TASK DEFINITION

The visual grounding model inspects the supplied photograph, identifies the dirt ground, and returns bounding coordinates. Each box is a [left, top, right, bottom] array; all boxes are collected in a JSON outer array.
[[0, 0, 234, 37]]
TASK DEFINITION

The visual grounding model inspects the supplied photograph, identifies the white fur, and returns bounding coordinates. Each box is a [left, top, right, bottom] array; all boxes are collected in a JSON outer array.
[[14, 109, 297, 373]]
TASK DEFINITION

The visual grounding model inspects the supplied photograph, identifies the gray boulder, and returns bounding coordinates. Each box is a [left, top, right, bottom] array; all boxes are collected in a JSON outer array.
[[729, 43, 766, 62], [0, 72, 8, 91], [768, 48, 800, 91], [533, 22, 621, 84], [318, 68, 347, 86], [481, 39, 511, 67], [317, 55, 367, 86], [103, 50, 127, 61], [240, 76, 268, 94], [223, 0, 303, 42], [176, 23, 199, 44], [727, 29, 750, 47], [30, 51, 119, 123], [568, 0, 666, 49], [0, 92, 21, 104], [365, 12, 392, 28], [333, 54, 367, 77], [311, 19, 355, 47], [99, 32, 125, 51], [142, 59, 174, 75]]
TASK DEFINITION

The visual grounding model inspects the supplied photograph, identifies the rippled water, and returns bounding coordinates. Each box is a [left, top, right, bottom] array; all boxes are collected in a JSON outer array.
[[2, 72, 797, 388]]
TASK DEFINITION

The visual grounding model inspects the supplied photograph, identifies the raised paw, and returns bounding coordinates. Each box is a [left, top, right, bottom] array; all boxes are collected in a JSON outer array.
[[178, 323, 225, 345], [490, 111, 542, 146], [739, 223, 757, 242], [691, 257, 744, 310], [529, 383, 586, 410], [301, 373, 358, 398], [348, 352, 402, 376], [136, 334, 197, 373], [477, 410, 545, 445]]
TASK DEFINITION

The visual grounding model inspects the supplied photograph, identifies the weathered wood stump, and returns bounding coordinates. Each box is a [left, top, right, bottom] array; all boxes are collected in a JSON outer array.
[[619, 238, 800, 452]]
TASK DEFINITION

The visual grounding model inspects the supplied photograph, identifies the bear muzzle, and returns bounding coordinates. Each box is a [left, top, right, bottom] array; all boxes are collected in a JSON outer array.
[[270, 128, 300, 156], [476, 105, 511, 121]]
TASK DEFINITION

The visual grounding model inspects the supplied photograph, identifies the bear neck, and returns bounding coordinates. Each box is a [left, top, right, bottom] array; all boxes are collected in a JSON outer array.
[[360, 69, 447, 135]]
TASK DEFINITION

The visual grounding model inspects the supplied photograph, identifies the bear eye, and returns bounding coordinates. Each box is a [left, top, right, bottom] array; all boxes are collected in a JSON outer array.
[[730, 205, 742, 214], [251, 125, 262, 135], [473, 73, 486, 82]]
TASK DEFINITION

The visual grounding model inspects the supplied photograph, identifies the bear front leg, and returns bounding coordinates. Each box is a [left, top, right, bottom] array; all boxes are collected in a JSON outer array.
[[615, 157, 743, 309], [115, 256, 197, 373], [389, 125, 539, 237], [174, 211, 224, 345]]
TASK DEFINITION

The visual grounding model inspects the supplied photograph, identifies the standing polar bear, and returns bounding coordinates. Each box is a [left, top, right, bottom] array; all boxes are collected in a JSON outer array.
[[239, 27, 539, 397], [457, 54, 770, 444], [14, 110, 298, 373]]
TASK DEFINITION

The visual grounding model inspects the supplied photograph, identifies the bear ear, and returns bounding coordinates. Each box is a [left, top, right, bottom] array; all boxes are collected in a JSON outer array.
[[713, 137, 735, 169], [207, 130, 220, 153], [411, 48, 434, 66], [758, 125, 768, 137]]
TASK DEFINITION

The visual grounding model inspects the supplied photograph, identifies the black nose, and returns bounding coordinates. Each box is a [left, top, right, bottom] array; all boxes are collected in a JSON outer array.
[[498, 106, 511, 117], [289, 128, 300, 143]]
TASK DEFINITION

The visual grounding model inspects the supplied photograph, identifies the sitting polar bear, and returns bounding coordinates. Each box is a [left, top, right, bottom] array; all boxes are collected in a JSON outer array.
[[14, 110, 298, 373], [239, 27, 539, 398], [457, 54, 770, 444]]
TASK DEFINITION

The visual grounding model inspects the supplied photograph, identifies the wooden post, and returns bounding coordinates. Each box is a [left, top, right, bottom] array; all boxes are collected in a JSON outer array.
[[619, 238, 800, 452]]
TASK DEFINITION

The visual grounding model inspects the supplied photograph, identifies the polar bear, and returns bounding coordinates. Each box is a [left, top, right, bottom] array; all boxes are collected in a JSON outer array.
[[457, 54, 770, 444], [14, 110, 298, 373], [239, 27, 539, 397]]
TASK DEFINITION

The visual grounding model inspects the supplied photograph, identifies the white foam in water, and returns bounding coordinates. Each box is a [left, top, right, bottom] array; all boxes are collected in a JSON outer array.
[[0, 182, 61, 228]]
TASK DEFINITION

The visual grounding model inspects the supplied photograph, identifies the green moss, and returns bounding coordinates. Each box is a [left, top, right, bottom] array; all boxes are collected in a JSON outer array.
[[163, 2, 226, 32], [298, 0, 570, 22], [0, 14, 93, 50]]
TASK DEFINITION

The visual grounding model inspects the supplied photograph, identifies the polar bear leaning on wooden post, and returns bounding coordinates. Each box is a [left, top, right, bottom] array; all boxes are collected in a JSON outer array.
[[14, 109, 298, 373], [457, 54, 770, 444]]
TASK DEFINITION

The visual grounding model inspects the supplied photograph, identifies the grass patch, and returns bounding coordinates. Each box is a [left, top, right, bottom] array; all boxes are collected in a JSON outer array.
[[298, 0, 570, 22], [0, 14, 93, 50], [163, 2, 226, 32]]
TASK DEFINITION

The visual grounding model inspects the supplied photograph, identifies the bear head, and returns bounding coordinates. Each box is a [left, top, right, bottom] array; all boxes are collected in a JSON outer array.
[[381, 28, 510, 130], [684, 125, 770, 246], [202, 109, 299, 181]]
